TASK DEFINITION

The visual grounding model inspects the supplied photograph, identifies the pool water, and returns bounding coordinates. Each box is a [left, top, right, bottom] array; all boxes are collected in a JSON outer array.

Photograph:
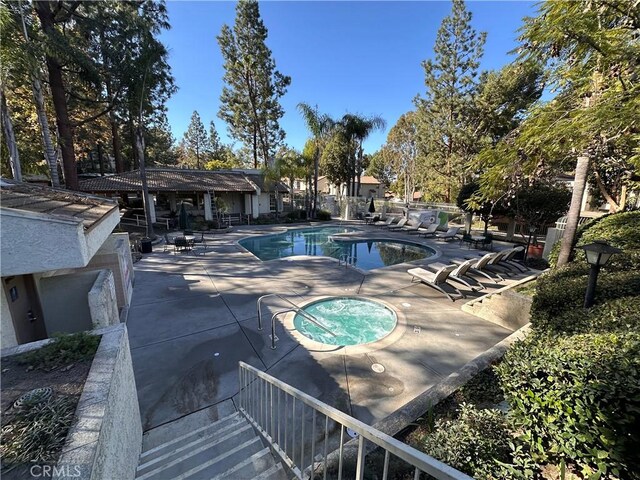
[[294, 297, 397, 346], [239, 226, 434, 270]]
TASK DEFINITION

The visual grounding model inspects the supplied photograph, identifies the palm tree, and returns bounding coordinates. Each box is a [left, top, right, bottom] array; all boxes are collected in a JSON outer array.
[[297, 103, 334, 218], [339, 114, 386, 196]]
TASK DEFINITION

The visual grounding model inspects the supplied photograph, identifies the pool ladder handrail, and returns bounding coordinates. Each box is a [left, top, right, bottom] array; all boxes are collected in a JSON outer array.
[[257, 293, 336, 350]]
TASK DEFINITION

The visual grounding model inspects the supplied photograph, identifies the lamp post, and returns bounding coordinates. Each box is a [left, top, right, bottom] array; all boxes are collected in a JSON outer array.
[[577, 241, 622, 308]]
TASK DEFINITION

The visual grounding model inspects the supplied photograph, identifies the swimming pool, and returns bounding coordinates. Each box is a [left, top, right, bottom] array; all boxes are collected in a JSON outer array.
[[239, 226, 435, 270], [294, 297, 397, 346]]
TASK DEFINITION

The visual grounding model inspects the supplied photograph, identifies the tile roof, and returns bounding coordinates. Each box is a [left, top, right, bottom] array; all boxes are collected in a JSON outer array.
[[360, 176, 380, 184], [78, 169, 288, 193], [0, 179, 118, 230]]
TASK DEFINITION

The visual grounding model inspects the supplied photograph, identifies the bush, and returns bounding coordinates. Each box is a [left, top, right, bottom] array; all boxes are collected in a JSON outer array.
[[285, 209, 307, 221], [420, 403, 512, 479], [496, 333, 640, 478], [17, 332, 100, 370], [315, 209, 331, 221], [530, 267, 640, 333]]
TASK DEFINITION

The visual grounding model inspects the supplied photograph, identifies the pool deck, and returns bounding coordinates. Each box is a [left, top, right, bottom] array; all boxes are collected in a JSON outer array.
[[127, 221, 534, 433]]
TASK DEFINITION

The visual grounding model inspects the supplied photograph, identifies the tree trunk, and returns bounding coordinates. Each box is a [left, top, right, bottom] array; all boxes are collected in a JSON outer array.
[[110, 116, 123, 172], [34, 0, 78, 190], [20, 5, 59, 187], [1, 88, 23, 182], [136, 126, 155, 239], [557, 155, 590, 266], [312, 148, 319, 218]]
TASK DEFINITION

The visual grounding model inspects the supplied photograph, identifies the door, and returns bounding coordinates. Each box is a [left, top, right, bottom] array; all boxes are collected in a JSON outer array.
[[3, 275, 47, 344]]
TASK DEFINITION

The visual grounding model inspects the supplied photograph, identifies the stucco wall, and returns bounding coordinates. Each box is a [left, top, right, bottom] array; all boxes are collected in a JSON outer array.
[[38, 272, 98, 335], [0, 207, 119, 277], [1, 287, 17, 349], [88, 270, 119, 329], [79, 233, 134, 308], [55, 324, 142, 480]]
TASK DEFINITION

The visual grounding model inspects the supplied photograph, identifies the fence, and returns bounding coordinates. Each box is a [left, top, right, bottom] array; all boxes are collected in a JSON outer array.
[[238, 361, 473, 480]]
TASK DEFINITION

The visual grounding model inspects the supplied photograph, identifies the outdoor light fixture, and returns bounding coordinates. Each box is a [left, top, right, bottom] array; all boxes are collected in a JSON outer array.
[[577, 240, 622, 308]]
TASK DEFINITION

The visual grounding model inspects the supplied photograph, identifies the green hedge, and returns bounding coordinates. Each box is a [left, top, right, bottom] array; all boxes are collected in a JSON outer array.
[[420, 403, 513, 479], [496, 333, 640, 478], [530, 269, 640, 333]]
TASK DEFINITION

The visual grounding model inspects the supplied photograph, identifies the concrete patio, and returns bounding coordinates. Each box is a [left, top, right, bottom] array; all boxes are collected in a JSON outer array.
[[127, 222, 531, 433]]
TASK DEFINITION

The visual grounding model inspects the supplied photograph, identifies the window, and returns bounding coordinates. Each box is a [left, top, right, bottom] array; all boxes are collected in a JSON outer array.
[[269, 193, 277, 212]]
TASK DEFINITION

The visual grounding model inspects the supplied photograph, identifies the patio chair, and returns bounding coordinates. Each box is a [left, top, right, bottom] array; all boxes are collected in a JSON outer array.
[[436, 227, 460, 242], [374, 216, 395, 227], [401, 221, 424, 234], [174, 236, 191, 253], [423, 260, 485, 292], [496, 246, 528, 273], [481, 233, 494, 250], [163, 234, 175, 253], [417, 223, 439, 237], [408, 265, 465, 301], [192, 232, 207, 249], [387, 218, 408, 231], [454, 252, 505, 283]]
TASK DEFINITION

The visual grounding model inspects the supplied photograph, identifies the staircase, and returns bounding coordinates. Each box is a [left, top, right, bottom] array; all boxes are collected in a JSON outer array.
[[135, 411, 288, 480]]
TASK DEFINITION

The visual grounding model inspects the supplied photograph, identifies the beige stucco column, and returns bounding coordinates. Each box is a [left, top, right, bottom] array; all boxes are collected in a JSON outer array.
[[204, 192, 213, 221]]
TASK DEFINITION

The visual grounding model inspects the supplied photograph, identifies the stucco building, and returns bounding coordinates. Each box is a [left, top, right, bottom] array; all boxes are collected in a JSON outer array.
[[1, 180, 131, 349]]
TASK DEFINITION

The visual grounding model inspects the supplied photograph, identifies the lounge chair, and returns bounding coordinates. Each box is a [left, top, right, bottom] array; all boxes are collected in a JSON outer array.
[[497, 246, 528, 272], [417, 223, 439, 237], [401, 221, 423, 234], [387, 218, 408, 231], [408, 265, 465, 301], [374, 216, 395, 227], [454, 252, 504, 283], [423, 260, 485, 292], [436, 227, 460, 242]]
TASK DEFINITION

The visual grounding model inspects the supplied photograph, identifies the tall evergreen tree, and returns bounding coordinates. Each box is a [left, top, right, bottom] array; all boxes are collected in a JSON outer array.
[[208, 120, 224, 160], [183, 111, 209, 169], [217, 0, 290, 168], [414, 0, 486, 203]]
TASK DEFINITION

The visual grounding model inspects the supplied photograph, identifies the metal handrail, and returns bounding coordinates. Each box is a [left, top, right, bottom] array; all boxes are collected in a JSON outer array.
[[257, 293, 336, 347], [238, 361, 473, 480]]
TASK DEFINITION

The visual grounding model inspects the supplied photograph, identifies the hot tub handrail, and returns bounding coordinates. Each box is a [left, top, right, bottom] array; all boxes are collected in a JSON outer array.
[[257, 293, 336, 345]]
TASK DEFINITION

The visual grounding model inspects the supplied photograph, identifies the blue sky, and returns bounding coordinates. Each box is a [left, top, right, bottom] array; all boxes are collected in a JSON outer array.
[[160, 1, 536, 155]]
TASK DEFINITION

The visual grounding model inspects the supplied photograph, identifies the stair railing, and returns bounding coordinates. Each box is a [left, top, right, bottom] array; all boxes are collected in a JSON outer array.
[[238, 361, 473, 480], [257, 293, 336, 349]]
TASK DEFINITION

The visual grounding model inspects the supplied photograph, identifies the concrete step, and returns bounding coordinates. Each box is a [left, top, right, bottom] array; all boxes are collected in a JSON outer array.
[[172, 436, 264, 480], [210, 447, 277, 480], [139, 412, 243, 465], [142, 400, 237, 452], [136, 422, 257, 479], [252, 462, 290, 480]]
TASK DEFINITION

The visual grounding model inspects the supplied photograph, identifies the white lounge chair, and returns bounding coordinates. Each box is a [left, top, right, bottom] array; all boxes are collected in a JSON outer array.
[[436, 227, 460, 242], [387, 218, 408, 231], [454, 252, 504, 283], [417, 223, 438, 237], [497, 246, 528, 272], [408, 265, 465, 301], [401, 221, 424, 234], [374, 216, 395, 227]]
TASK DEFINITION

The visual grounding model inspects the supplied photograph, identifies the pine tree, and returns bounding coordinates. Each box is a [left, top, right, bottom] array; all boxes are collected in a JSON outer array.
[[414, 0, 486, 203], [183, 111, 209, 169], [208, 120, 224, 160], [217, 0, 291, 168]]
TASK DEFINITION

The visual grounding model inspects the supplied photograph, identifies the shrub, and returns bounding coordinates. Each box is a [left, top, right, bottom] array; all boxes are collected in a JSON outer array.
[[420, 403, 512, 479], [315, 209, 331, 221], [17, 332, 100, 370], [530, 268, 640, 333], [496, 333, 640, 478], [285, 209, 307, 221]]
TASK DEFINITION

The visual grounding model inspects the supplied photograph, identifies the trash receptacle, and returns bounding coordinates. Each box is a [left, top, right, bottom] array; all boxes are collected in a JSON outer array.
[[140, 238, 152, 253]]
